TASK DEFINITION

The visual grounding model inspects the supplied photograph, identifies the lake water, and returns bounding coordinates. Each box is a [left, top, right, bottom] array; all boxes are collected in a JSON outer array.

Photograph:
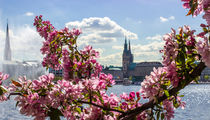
[[0, 84, 210, 120]]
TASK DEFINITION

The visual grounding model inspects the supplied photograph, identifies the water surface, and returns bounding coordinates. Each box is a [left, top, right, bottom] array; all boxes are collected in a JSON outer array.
[[0, 84, 209, 120]]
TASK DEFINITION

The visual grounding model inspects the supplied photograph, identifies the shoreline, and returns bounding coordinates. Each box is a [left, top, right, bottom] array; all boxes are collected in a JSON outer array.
[[115, 82, 210, 86]]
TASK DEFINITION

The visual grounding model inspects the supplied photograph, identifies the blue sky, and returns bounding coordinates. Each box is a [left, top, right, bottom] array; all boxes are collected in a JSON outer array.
[[0, 0, 205, 66]]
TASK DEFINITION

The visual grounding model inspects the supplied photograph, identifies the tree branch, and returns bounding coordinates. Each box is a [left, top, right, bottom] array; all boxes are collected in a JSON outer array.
[[119, 62, 206, 120], [7, 92, 22, 99], [77, 100, 125, 114]]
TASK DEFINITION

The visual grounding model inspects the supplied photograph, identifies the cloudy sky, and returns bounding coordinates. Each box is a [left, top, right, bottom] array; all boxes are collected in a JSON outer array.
[[0, 0, 205, 66]]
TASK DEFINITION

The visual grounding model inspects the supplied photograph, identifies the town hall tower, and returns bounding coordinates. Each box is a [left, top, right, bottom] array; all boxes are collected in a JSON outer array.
[[122, 37, 133, 78]]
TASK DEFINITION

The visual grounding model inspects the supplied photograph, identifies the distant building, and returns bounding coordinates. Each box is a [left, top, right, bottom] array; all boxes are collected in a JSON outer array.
[[49, 68, 63, 77], [200, 67, 210, 82], [103, 66, 123, 84], [104, 37, 210, 84], [103, 37, 162, 84], [2, 21, 45, 80]]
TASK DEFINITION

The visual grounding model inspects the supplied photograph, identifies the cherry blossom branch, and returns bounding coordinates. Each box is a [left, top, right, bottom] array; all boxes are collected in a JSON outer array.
[[119, 62, 206, 120], [77, 100, 125, 114]]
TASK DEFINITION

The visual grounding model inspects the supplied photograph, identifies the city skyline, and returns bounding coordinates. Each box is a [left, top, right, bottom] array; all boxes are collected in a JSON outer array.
[[0, 0, 204, 66]]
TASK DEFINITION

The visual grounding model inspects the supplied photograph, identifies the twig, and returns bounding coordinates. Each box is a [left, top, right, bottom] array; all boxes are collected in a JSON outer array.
[[77, 100, 125, 114], [7, 92, 22, 99]]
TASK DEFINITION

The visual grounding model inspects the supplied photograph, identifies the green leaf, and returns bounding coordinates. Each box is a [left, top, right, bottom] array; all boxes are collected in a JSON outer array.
[[58, 60, 61, 64], [203, 27, 208, 33], [176, 35, 181, 40], [75, 107, 81, 114], [73, 64, 77, 70], [157, 111, 160, 120], [161, 113, 165, 120], [48, 108, 63, 120], [164, 90, 170, 97], [15, 101, 19, 108], [179, 95, 184, 97], [0, 88, 3, 96], [173, 101, 179, 108], [92, 97, 97, 102], [72, 39, 76, 45], [74, 72, 78, 76], [57, 47, 61, 52], [0, 86, 7, 93], [164, 80, 171, 86]]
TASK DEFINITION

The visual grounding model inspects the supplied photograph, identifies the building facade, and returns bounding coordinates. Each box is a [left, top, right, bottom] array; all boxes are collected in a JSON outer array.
[[103, 37, 210, 84], [121, 38, 162, 83], [103, 37, 162, 84], [49, 68, 63, 77]]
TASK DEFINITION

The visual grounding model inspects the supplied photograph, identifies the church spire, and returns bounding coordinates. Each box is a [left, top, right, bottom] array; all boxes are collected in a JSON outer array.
[[123, 36, 128, 52], [4, 20, 12, 61], [129, 40, 131, 52]]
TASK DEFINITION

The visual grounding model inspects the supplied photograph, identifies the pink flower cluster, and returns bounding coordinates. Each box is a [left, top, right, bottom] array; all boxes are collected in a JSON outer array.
[[34, 16, 103, 83], [9, 74, 55, 120], [162, 96, 186, 120], [8, 74, 87, 120], [162, 99, 175, 120], [161, 26, 196, 65], [0, 72, 9, 85], [62, 45, 102, 81], [5, 69, 118, 119], [0, 72, 9, 102], [140, 25, 199, 119], [161, 28, 178, 66], [202, 0, 210, 25], [79, 90, 147, 120], [34, 15, 82, 70], [140, 63, 180, 101], [181, 0, 210, 25], [196, 36, 210, 67], [82, 73, 115, 91], [181, 0, 203, 16], [119, 92, 147, 120], [140, 67, 167, 99]]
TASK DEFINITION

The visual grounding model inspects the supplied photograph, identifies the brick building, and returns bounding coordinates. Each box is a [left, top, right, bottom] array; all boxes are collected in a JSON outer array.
[[103, 37, 162, 84]]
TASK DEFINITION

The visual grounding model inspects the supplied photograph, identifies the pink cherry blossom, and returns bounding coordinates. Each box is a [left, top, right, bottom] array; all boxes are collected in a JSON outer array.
[[163, 99, 175, 120], [203, 0, 210, 25], [196, 36, 210, 67]]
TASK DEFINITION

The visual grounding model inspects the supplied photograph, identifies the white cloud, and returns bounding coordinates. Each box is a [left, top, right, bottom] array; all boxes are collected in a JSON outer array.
[[66, 17, 138, 46], [24, 12, 34, 16], [94, 48, 104, 55], [169, 16, 175, 20], [98, 52, 122, 66], [132, 41, 164, 52], [137, 20, 142, 24], [160, 17, 168, 22], [160, 16, 175, 22], [0, 25, 44, 61], [108, 40, 164, 65], [112, 45, 123, 50], [0, 29, 5, 60], [146, 34, 162, 41]]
